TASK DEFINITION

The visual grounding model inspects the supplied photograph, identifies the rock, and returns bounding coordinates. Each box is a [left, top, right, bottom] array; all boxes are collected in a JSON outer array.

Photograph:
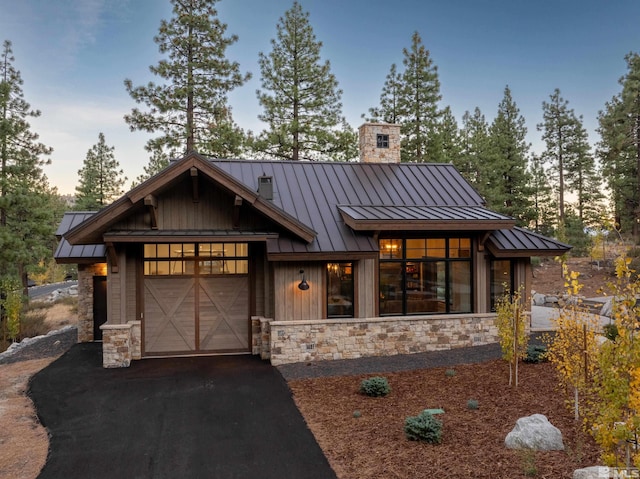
[[600, 298, 613, 317], [532, 293, 546, 306], [546, 295, 559, 304], [505, 413, 564, 451], [572, 466, 608, 479]]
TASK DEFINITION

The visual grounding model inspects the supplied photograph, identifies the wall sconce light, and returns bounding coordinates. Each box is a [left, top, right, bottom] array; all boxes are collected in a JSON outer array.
[[298, 269, 309, 291]]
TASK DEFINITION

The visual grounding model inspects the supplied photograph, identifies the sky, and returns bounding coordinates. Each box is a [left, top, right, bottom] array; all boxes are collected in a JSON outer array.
[[1, 0, 640, 195]]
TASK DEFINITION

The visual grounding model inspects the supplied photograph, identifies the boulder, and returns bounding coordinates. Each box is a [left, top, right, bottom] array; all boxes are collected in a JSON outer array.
[[532, 293, 546, 306], [600, 298, 613, 318], [572, 466, 609, 479], [505, 413, 564, 451]]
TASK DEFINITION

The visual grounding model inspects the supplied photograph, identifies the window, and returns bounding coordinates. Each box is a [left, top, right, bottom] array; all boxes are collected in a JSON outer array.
[[327, 262, 354, 318], [144, 243, 248, 276], [379, 238, 472, 315], [490, 260, 513, 311], [376, 134, 389, 148]]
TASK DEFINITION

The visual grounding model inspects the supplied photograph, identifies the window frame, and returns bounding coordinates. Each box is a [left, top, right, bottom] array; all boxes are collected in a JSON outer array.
[[490, 259, 514, 311], [143, 242, 249, 276], [376, 134, 389, 148], [378, 237, 473, 316], [326, 262, 355, 318]]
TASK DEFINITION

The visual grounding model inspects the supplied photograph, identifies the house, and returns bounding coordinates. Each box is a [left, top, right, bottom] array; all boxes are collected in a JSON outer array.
[[55, 123, 570, 368]]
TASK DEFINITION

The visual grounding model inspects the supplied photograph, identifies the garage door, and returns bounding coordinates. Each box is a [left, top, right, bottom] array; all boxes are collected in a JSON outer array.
[[143, 242, 249, 356]]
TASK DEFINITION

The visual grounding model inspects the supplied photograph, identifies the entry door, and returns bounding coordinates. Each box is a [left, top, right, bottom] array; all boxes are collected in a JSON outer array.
[[92, 276, 107, 341], [144, 276, 248, 355]]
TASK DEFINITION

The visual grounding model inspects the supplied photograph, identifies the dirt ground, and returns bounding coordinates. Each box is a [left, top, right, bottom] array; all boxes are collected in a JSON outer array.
[[531, 256, 614, 298], [0, 260, 607, 479]]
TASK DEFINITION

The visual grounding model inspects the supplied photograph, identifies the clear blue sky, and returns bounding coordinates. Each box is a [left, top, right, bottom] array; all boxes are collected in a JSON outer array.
[[1, 0, 639, 194]]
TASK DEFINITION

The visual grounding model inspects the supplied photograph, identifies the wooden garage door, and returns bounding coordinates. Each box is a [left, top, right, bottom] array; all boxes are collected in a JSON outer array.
[[144, 276, 248, 355]]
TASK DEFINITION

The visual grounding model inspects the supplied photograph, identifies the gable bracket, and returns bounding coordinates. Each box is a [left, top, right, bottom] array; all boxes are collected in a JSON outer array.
[[144, 194, 158, 229], [106, 242, 119, 273], [477, 231, 492, 252], [233, 195, 243, 229], [190, 167, 199, 203]]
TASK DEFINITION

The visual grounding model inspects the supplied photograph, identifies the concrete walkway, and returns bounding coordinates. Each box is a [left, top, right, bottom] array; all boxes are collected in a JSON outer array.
[[530, 298, 613, 331]]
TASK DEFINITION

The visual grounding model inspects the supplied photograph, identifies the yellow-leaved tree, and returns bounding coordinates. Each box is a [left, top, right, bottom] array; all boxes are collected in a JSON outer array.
[[544, 265, 600, 421], [495, 286, 528, 387], [590, 256, 640, 468]]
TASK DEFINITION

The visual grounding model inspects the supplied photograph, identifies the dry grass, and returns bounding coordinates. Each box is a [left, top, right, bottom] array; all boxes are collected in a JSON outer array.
[[0, 358, 58, 479]]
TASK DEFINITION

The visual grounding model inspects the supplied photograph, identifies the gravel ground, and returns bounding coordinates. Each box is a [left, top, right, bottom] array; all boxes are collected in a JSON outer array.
[[0, 327, 78, 365]]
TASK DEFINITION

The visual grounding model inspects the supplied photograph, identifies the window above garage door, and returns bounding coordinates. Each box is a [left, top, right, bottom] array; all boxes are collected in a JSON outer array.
[[144, 243, 248, 276]]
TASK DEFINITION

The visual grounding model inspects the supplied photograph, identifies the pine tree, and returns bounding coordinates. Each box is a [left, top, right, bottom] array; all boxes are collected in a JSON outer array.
[[254, 1, 351, 161], [486, 86, 535, 226], [398, 32, 442, 163], [363, 63, 402, 124], [124, 0, 250, 163], [456, 108, 491, 191], [528, 154, 557, 235], [597, 52, 640, 236], [436, 106, 461, 164], [0, 40, 55, 294], [75, 133, 126, 210]]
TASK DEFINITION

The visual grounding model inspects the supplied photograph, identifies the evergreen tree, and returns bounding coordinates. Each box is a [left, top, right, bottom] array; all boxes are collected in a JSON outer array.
[[254, 1, 351, 161], [0, 40, 55, 294], [486, 86, 535, 226], [397, 32, 442, 163], [75, 133, 126, 210], [537, 89, 576, 225], [597, 52, 640, 236], [363, 63, 402, 124], [124, 0, 250, 162], [456, 108, 491, 191], [436, 106, 461, 164], [528, 154, 557, 235], [133, 139, 171, 186]]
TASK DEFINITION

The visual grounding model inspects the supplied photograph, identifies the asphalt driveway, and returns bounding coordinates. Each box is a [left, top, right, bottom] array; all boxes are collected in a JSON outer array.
[[29, 344, 337, 479]]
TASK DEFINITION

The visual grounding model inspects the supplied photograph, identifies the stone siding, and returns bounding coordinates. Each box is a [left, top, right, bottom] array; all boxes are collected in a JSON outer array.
[[77, 264, 106, 342], [264, 314, 499, 366], [358, 123, 401, 163], [100, 323, 133, 368]]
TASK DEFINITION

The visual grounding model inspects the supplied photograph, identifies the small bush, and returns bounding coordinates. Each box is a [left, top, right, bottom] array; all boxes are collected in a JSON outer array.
[[20, 309, 48, 339], [352, 410, 361, 418], [523, 344, 548, 363], [445, 369, 456, 377], [360, 376, 390, 397], [603, 323, 618, 341], [467, 399, 479, 410], [404, 410, 442, 443]]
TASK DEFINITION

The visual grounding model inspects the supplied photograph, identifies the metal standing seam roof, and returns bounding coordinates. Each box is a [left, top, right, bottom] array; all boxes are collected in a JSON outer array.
[[55, 212, 106, 262], [55, 158, 571, 260], [213, 160, 504, 255], [486, 227, 572, 257]]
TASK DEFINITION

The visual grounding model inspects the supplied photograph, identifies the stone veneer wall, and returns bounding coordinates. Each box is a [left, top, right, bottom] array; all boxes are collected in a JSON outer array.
[[358, 123, 401, 163], [262, 314, 500, 366], [76, 263, 106, 342], [100, 321, 141, 368]]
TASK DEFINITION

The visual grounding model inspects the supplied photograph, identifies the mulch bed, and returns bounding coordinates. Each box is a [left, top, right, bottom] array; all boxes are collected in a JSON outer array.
[[289, 359, 601, 479]]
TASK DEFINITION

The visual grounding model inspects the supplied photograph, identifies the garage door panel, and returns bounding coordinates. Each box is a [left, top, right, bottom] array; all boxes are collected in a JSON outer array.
[[199, 277, 248, 351], [144, 277, 196, 353]]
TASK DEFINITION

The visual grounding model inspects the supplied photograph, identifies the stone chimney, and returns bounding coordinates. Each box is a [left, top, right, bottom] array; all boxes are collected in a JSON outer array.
[[358, 123, 401, 164]]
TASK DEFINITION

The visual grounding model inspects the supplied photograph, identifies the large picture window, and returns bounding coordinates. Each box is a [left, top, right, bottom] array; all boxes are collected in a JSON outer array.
[[327, 262, 354, 318], [144, 243, 248, 276], [379, 238, 472, 315]]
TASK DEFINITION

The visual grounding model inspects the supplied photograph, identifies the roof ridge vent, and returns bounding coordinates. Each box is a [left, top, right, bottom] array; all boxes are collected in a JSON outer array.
[[258, 173, 273, 200]]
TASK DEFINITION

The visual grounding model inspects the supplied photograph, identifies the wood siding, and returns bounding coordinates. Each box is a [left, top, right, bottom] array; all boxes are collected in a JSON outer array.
[[273, 262, 324, 321], [356, 258, 377, 318]]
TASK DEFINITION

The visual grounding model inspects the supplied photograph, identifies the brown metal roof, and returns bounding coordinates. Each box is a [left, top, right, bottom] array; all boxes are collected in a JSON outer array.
[[338, 205, 514, 230], [214, 160, 499, 255], [55, 212, 106, 262], [487, 227, 572, 257]]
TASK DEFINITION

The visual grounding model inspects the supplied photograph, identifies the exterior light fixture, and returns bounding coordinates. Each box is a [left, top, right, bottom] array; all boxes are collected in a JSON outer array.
[[298, 269, 309, 291]]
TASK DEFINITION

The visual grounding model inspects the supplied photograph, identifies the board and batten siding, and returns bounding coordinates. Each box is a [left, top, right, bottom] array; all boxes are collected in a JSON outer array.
[[273, 262, 324, 321], [356, 258, 377, 318]]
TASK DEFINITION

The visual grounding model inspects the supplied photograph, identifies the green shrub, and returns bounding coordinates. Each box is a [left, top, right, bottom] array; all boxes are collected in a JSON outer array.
[[352, 410, 361, 418], [445, 368, 456, 377], [603, 323, 618, 341], [404, 410, 442, 443], [360, 376, 390, 397], [523, 344, 548, 363], [467, 399, 479, 410]]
